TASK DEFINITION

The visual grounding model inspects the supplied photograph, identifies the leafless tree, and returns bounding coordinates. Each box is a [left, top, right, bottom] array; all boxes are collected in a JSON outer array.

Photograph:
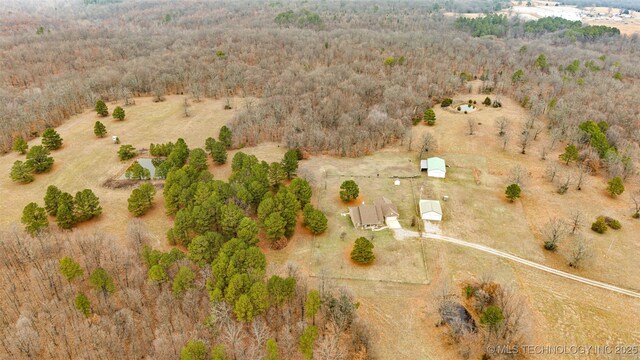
[[548, 128, 562, 150], [532, 125, 543, 141], [509, 165, 527, 187], [495, 117, 509, 137], [519, 127, 531, 155], [574, 164, 590, 190], [467, 118, 476, 136], [501, 132, 510, 151], [557, 172, 572, 194], [540, 146, 548, 160], [568, 237, 592, 268], [183, 98, 190, 117], [493, 286, 530, 348], [631, 190, 640, 219], [569, 210, 583, 234], [419, 132, 438, 159], [542, 218, 566, 251]]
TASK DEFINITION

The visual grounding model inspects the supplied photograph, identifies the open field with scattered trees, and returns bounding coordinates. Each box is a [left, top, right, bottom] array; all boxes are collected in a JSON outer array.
[[1, 0, 640, 359]]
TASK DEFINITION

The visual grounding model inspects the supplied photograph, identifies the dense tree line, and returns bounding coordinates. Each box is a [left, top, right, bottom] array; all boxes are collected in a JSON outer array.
[[0, 225, 369, 359], [2, 1, 637, 162], [558, 0, 640, 12]]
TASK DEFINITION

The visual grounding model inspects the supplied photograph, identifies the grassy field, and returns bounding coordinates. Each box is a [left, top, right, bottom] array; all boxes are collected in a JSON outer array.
[[1, 92, 639, 359], [278, 92, 640, 357], [0, 96, 250, 248]]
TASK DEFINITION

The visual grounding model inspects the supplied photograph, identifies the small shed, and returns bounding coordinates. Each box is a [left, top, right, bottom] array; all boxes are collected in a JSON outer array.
[[426, 157, 446, 178], [420, 159, 428, 171], [419, 199, 443, 221]]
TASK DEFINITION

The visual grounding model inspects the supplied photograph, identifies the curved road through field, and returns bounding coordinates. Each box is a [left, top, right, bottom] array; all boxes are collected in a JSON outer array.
[[396, 229, 640, 299]]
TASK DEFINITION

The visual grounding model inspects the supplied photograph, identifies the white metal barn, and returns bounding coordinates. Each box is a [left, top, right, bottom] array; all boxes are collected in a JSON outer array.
[[419, 199, 443, 221], [426, 157, 446, 178]]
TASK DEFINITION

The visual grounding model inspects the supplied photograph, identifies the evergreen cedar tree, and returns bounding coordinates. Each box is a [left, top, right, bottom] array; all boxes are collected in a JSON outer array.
[[219, 125, 232, 148], [578, 120, 611, 158], [351, 237, 375, 264], [480, 305, 504, 333], [305, 289, 321, 324], [423, 108, 436, 126], [483, 97, 492, 106], [298, 325, 319, 360], [89, 267, 115, 295], [263, 212, 286, 242], [607, 177, 624, 197], [56, 196, 76, 230], [188, 232, 224, 265], [289, 178, 312, 206], [234, 294, 254, 322], [591, 217, 608, 234], [535, 53, 548, 70], [512, 69, 524, 83], [44, 185, 62, 216], [180, 340, 208, 360], [206, 138, 227, 164], [42, 186, 101, 230], [94, 121, 107, 137], [339, 180, 359, 202], [282, 149, 299, 179], [303, 204, 327, 235], [59, 257, 83, 282], [266, 339, 279, 360], [125, 161, 151, 180], [505, 183, 521, 202], [95, 100, 108, 117], [172, 266, 195, 297], [268, 162, 285, 187], [128, 182, 156, 216], [112, 106, 125, 121], [188, 148, 208, 172], [148, 265, 168, 284], [42, 128, 63, 150], [12, 137, 28, 154], [267, 275, 296, 307], [74, 293, 92, 318], [559, 143, 579, 165], [26, 145, 54, 173], [10, 160, 34, 183], [210, 345, 228, 360], [118, 144, 136, 161], [74, 189, 102, 222], [21, 202, 49, 235]]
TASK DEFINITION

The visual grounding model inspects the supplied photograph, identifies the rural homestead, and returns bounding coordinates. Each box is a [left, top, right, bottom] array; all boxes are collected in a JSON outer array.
[[1, 0, 639, 359]]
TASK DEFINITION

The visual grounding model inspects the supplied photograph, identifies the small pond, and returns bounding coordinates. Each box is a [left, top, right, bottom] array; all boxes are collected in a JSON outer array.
[[457, 104, 476, 113], [119, 158, 160, 180]]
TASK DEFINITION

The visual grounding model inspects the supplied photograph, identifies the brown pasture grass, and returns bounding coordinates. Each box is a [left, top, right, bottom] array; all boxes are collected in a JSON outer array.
[[1, 93, 639, 358]]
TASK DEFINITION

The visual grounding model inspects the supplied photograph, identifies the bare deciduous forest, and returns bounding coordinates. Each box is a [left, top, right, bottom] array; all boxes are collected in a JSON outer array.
[[1, 0, 639, 158], [1, 0, 640, 358], [0, 224, 369, 359]]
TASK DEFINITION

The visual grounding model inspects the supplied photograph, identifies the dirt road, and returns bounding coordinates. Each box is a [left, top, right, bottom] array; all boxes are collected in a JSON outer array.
[[395, 229, 640, 299]]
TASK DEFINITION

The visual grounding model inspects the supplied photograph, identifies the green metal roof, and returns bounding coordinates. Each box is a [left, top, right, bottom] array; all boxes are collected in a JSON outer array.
[[427, 157, 446, 173]]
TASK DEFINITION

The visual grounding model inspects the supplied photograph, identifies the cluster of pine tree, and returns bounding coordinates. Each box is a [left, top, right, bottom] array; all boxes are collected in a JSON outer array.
[[21, 185, 102, 233], [10, 128, 63, 183]]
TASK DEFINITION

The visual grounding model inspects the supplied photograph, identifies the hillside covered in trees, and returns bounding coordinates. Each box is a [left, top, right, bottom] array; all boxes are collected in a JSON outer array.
[[1, 0, 639, 160]]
